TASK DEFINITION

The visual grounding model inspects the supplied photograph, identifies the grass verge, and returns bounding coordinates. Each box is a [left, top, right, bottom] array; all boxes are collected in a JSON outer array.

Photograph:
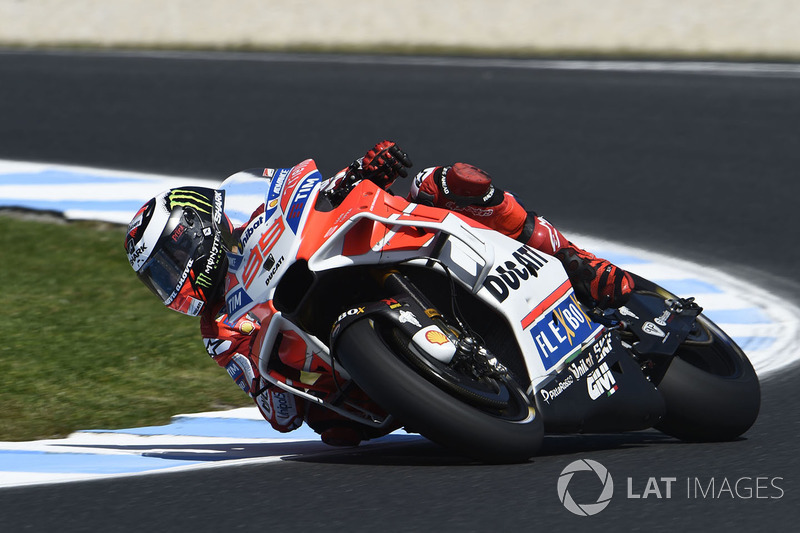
[[0, 213, 251, 441]]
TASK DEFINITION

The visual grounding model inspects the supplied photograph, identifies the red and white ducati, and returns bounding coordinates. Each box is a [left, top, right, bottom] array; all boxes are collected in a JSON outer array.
[[218, 159, 759, 462]]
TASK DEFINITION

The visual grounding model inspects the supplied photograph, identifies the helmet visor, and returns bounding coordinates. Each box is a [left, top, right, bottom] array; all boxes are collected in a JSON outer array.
[[137, 211, 207, 304]]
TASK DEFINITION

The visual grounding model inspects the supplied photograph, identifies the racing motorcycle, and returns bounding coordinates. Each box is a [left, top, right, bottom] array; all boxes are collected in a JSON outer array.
[[219, 160, 760, 463]]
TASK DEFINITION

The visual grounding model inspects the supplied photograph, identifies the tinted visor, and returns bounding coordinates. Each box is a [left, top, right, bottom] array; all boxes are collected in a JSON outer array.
[[138, 210, 207, 304]]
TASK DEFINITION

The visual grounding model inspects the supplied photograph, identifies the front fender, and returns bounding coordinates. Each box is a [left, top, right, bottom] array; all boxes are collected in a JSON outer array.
[[330, 295, 457, 364]]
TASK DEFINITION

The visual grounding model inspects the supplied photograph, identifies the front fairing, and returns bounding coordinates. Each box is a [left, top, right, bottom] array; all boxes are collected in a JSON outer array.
[[221, 160, 323, 321]]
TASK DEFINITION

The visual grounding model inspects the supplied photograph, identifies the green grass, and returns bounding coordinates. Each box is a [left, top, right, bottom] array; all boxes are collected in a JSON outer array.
[[0, 213, 252, 441]]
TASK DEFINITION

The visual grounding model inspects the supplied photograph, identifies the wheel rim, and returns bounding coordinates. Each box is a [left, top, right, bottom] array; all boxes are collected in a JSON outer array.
[[380, 322, 532, 419], [673, 315, 746, 378]]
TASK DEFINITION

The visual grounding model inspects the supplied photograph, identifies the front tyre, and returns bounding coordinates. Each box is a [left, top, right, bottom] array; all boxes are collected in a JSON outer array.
[[335, 318, 543, 463]]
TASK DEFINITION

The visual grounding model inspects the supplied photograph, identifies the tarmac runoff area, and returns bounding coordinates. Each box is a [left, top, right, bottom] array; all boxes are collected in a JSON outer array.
[[1, 159, 798, 488]]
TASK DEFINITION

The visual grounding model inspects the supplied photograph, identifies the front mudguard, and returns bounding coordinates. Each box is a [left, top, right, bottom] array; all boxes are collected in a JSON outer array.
[[330, 295, 457, 365]]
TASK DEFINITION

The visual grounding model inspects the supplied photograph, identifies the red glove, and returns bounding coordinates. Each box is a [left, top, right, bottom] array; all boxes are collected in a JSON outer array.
[[361, 140, 412, 189]]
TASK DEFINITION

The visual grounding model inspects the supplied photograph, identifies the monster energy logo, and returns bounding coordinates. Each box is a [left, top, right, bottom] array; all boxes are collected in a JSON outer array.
[[197, 232, 223, 288], [196, 272, 214, 288], [168, 189, 212, 214]]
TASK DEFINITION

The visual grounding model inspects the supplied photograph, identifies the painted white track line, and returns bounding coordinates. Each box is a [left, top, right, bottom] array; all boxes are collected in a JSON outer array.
[[2, 159, 798, 489]]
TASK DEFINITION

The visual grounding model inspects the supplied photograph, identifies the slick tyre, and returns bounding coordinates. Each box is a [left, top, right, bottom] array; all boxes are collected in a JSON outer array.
[[654, 313, 761, 442], [628, 274, 761, 441], [335, 318, 543, 463]]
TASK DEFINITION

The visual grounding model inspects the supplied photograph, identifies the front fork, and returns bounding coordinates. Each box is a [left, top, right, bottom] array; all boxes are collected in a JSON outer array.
[[379, 270, 510, 379]]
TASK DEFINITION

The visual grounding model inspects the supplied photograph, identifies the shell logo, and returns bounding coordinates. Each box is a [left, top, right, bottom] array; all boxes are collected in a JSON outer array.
[[425, 330, 449, 345]]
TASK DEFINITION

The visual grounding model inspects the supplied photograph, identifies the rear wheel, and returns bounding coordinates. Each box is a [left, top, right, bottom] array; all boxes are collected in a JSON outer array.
[[654, 314, 761, 441], [335, 318, 543, 463], [630, 275, 761, 441]]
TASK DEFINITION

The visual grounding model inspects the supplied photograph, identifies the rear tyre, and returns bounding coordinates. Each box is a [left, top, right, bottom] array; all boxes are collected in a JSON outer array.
[[630, 275, 761, 441], [335, 318, 543, 463]]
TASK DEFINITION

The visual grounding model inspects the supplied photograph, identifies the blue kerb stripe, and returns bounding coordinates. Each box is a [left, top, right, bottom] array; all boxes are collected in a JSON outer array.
[[0, 198, 147, 212], [704, 308, 772, 324], [733, 336, 776, 351], [81, 417, 319, 440], [0, 450, 202, 474], [0, 170, 151, 186], [652, 279, 723, 295]]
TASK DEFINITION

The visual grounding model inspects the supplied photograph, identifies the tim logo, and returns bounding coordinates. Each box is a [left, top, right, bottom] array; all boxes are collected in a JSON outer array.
[[226, 288, 253, 316], [586, 362, 618, 400]]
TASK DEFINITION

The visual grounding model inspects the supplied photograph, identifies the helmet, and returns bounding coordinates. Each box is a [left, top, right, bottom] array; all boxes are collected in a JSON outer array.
[[125, 187, 232, 316]]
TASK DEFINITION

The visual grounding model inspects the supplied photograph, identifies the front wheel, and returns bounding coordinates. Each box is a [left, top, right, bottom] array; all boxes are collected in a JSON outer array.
[[335, 318, 543, 463]]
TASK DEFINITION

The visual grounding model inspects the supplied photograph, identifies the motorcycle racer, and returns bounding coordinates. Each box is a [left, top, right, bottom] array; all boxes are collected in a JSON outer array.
[[124, 140, 633, 446]]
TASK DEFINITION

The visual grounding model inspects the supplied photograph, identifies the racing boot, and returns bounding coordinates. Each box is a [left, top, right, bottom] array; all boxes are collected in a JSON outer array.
[[521, 215, 634, 308]]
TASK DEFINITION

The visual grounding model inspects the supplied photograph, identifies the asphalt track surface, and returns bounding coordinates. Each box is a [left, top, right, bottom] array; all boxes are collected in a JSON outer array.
[[1, 50, 799, 531]]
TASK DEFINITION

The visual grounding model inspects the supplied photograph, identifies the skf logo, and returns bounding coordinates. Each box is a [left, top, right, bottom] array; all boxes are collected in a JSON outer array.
[[425, 330, 449, 345], [587, 362, 618, 400]]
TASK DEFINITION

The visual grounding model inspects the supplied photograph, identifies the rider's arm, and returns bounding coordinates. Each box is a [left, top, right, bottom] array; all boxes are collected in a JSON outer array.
[[200, 308, 304, 433]]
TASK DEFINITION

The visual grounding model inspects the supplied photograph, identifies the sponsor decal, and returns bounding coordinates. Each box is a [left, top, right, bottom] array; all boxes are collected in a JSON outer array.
[[196, 233, 223, 288], [226, 353, 255, 394], [539, 374, 575, 404], [337, 306, 365, 322], [240, 215, 264, 248], [281, 161, 317, 212], [128, 243, 148, 269], [591, 332, 613, 362], [440, 172, 451, 195], [213, 190, 224, 226], [167, 188, 212, 214], [381, 298, 403, 310], [531, 293, 597, 370], [424, 329, 449, 345], [654, 310, 671, 327], [446, 202, 494, 217], [239, 320, 256, 335], [170, 224, 186, 242], [568, 353, 594, 380], [203, 337, 232, 358], [273, 391, 292, 420], [164, 259, 194, 305], [187, 297, 204, 316], [587, 362, 618, 400], [264, 256, 285, 287], [482, 245, 547, 302], [539, 332, 613, 403], [618, 306, 640, 320], [286, 175, 321, 233], [242, 217, 286, 289], [264, 168, 290, 220], [398, 310, 422, 327], [257, 391, 273, 417], [642, 321, 666, 337], [226, 287, 253, 315]]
